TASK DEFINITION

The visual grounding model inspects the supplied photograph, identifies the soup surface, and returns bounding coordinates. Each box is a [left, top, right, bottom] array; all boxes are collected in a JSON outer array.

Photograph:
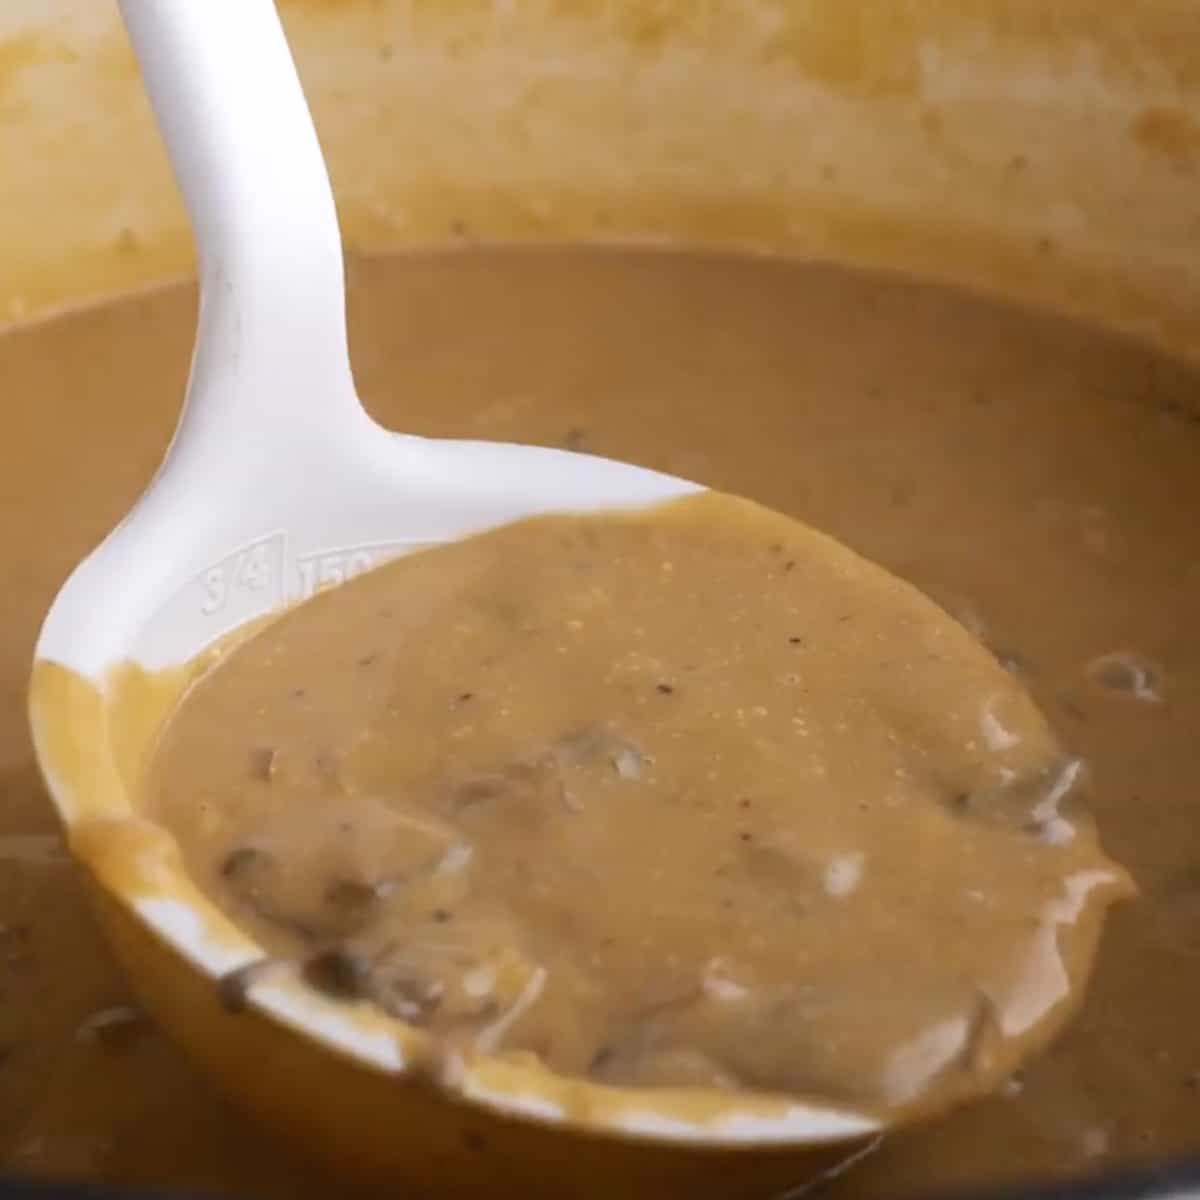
[[4, 247, 1200, 1196], [146, 490, 1129, 1118]]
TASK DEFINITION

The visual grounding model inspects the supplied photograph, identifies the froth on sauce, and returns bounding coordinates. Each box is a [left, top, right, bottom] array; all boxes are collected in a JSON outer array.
[[5, 247, 1200, 1197], [145, 491, 1132, 1118]]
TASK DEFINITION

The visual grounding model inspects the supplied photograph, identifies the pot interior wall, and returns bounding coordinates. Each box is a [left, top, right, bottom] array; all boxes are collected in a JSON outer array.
[[0, 1, 1198, 360]]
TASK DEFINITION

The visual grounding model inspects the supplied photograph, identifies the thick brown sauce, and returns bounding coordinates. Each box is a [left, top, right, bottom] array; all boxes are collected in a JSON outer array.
[[5, 248, 1200, 1195], [146, 490, 1129, 1119]]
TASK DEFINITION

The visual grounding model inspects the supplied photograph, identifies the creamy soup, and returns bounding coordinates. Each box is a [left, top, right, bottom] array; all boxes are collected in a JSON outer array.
[[145, 491, 1130, 1119], [4, 248, 1200, 1197]]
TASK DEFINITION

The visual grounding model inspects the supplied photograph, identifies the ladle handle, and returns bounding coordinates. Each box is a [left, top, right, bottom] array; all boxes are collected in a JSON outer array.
[[118, 0, 363, 446]]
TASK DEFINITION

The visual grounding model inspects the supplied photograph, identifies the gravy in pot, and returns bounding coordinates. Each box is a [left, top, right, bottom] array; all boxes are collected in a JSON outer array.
[[5, 247, 1200, 1195]]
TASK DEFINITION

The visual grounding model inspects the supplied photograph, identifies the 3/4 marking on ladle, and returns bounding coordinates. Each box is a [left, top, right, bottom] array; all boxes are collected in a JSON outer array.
[[201, 537, 280, 615]]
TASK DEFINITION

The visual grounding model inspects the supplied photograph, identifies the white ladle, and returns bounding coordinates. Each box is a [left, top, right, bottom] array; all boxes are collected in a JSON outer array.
[[39, 0, 696, 676], [30, 0, 877, 1156]]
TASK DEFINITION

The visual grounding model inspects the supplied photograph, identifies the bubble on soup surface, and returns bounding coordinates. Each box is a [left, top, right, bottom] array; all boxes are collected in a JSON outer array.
[[1085, 651, 1162, 702]]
